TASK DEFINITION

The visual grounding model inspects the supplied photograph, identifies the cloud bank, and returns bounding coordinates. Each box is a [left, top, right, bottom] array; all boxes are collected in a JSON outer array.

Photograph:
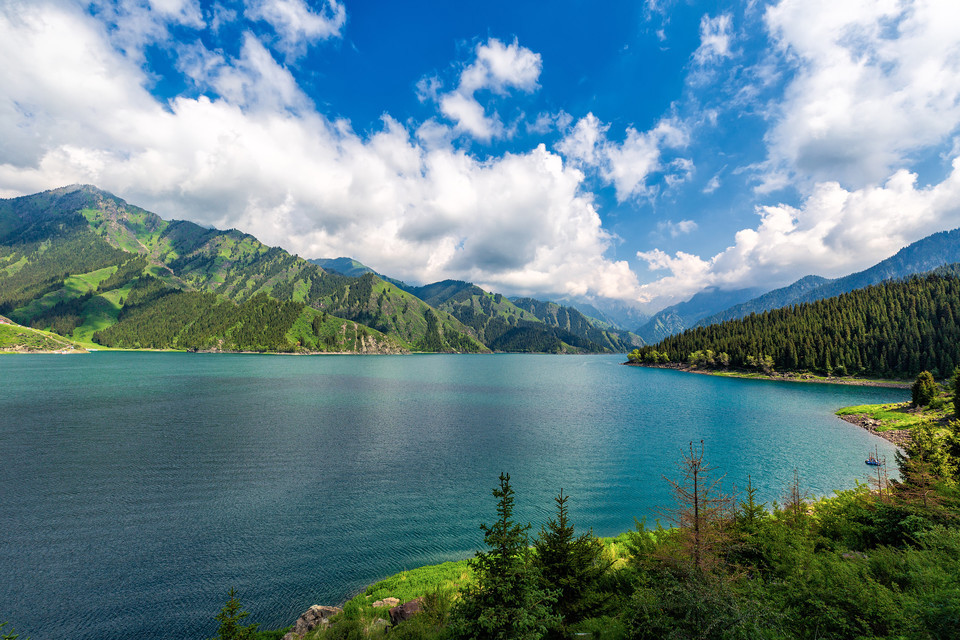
[[0, 2, 642, 303]]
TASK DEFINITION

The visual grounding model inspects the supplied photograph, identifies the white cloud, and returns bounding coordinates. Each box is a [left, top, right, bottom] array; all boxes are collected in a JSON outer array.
[[657, 219, 698, 237], [177, 34, 311, 112], [433, 38, 543, 141], [759, 0, 960, 189], [88, 0, 204, 59], [703, 173, 721, 193], [0, 1, 644, 305], [693, 13, 734, 64], [559, 113, 691, 201], [246, 0, 345, 57], [638, 159, 960, 304]]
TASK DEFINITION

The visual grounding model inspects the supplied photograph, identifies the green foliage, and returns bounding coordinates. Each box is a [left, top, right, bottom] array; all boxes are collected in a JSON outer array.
[[640, 273, 960, 378], [533, 489, 613, 636], [912, 370, 938, 407], [0, 621, 27, 640], [449, 472, 558, 640], [953, 367, 960, 419], [212, 588, 258, 640]]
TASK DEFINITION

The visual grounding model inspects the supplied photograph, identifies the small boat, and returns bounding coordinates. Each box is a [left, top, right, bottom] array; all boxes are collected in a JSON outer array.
[[865, 455, 882, 466]]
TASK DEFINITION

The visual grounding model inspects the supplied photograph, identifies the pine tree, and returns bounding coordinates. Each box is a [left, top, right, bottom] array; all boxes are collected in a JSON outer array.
[[212, 588, 257, 640], [449, 473, 557, 640], [734, 475, 767, 536], [533, 489, 612, 636]]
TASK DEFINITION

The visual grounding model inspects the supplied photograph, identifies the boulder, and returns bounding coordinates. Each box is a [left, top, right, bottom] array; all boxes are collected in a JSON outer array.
[[372, 597, 400, 608], [389, 597, 424, 626], [282, 605, 343, 640]]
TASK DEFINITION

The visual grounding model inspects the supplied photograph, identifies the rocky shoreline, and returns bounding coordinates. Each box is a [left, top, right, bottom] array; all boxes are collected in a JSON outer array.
[[836, 413, 912, 448]]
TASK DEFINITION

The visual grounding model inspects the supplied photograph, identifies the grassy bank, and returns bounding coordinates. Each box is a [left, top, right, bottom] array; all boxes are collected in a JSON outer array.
[[624, 361, 911, 389]]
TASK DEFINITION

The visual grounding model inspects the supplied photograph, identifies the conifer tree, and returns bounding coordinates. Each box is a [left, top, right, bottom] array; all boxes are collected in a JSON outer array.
[[533, 489, 612, 636], [212, 588, 257, 640], [449, 473, 557, 640], [912, 370, 937, 407]]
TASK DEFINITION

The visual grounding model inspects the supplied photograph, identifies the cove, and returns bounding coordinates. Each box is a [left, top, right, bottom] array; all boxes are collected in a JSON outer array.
[[0, 352, 905, 639]]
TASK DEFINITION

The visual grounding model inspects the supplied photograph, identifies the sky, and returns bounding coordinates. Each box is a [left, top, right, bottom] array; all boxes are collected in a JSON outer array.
[[2, 0, 960, 314]]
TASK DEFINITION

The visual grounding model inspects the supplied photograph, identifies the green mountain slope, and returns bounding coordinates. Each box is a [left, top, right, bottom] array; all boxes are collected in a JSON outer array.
[[511, 297, 643, 352], [308, 257, 376, 277], [0, 185, 486, 353], [637, 268, 960, 378]]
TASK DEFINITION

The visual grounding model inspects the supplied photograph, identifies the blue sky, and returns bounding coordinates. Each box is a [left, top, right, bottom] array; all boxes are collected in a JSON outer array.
[[2, 0, 960, 313]]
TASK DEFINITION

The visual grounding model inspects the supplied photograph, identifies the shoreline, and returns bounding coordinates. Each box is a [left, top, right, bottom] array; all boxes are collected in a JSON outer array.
[[835, 413, 912, 448], [622, 361, 911, 389]]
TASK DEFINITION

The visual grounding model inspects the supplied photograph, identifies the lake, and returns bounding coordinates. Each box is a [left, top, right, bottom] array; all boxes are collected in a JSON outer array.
[[0, 353, 905, 639]]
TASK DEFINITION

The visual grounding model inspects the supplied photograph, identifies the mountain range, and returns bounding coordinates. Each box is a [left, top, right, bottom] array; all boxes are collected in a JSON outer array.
[[634, 228, 960, 341], [0, 185, 640, 354]]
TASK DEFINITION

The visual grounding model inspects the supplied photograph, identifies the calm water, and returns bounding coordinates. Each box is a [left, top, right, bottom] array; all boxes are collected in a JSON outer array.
[[0, 353, 905, 639]]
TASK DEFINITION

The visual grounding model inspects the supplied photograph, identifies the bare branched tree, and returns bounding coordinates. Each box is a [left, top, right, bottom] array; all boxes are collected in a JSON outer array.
[[662, 440, 731, 571]]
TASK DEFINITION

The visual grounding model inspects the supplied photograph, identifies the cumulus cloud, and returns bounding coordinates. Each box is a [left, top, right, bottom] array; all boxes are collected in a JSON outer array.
[[246, 0, 346, 57], [693, 13, 734, 64], [638, 160, 960, 303], [758, 0, 960, 190], [559, 113, 691, 201], [0, 1, 643, 304], [433, 38, 542, 141]]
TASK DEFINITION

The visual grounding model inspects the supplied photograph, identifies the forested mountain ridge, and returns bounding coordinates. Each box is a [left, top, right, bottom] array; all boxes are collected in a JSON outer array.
[[698, 228, 960, 328], [0, 185, 485, 353], [633, 269, 960, 378], [510, 296, 643, 352]]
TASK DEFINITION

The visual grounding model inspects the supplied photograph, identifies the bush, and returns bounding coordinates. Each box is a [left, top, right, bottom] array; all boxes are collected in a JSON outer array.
[[912, 371, 938, 407]]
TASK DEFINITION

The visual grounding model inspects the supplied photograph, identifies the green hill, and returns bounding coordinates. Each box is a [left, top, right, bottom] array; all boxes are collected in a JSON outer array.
[[0, 316, 87, 353], [0, 185, 486, 353]]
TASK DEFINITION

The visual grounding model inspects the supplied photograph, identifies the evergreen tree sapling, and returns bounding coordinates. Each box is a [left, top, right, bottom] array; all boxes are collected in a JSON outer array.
[[533, 489, 613, 635], [449, 473, 557, 640], [212, 588, 258, 640]]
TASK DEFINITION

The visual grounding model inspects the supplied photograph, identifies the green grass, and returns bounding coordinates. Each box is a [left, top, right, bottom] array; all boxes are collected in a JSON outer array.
[[363, 559, 474, 604], [836, 396, 954, 431], [0, 322, 85, 352], [71, 294, 123, 346]]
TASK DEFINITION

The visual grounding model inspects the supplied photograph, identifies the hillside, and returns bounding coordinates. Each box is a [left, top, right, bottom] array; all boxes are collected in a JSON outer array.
[[698, 228, 960, 327], [0, 186, 486, 353], [0, 315, 86, 353], [510, 297, 643, 352], [633, 269, 960, 378], [391, 279, 640, 353]]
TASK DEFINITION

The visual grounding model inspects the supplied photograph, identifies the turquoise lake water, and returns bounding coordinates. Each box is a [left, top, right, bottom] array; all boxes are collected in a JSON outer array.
[[0, 352, 906, 639]]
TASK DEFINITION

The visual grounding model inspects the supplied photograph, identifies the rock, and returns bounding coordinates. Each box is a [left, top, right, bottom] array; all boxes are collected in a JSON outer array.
[[389, 597, 424, 626], [282, 604, 343, 640], [372, 597, 400, 608]]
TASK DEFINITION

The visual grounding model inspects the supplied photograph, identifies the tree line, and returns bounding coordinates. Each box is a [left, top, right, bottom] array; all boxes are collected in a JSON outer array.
[[631, 273, 960, 378]]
